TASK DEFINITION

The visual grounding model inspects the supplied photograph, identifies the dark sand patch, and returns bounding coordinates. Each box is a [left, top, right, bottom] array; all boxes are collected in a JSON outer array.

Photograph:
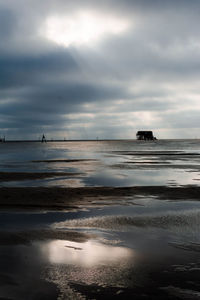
[[65, 245, 83, 250], [0, 276, 59, 300], [32, 159, 98, 163], [0, 172, 82, 182], [0, 186, 200, 210], [124, 161, 171, 164], [153, 262, 200, 299], [0, 229, 93, 245], [160, 286, 200, 300], [0, 274, 18, 286], [111, 163, 200, 170], [110, 151, 200, 156], [68, 281, 176, 300], [169, 242, 200, 253]]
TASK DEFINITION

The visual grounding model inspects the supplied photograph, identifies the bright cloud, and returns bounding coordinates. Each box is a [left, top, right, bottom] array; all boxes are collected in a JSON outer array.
[[43, 11, 129, 47]]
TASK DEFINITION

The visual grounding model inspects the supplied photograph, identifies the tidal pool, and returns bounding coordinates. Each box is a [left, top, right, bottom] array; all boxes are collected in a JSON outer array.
[[1, 197, 200, 299]]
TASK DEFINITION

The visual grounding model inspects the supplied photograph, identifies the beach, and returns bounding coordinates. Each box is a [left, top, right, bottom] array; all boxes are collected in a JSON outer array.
[[1, 140, 200, 299]]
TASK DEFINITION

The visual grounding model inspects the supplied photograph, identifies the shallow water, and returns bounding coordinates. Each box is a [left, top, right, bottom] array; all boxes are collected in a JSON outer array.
[[1, 140, 200, 299], [1, 139, 200, 187], [1, 196, 200, 299], [2, 202, 200, 299]]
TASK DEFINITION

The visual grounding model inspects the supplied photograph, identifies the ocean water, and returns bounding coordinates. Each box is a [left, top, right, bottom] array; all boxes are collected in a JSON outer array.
[[1, 139, 200, 299], [0, 139, 200, 187]]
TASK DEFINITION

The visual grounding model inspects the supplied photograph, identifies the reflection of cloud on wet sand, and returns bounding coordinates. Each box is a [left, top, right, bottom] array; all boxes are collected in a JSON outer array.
[[41, 239, 138, 296], [42, 239, 133, 267]]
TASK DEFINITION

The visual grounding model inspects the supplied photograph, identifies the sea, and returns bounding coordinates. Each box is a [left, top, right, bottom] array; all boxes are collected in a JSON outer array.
[[1, 139, 200, 299], [1, 139, 200, 187]]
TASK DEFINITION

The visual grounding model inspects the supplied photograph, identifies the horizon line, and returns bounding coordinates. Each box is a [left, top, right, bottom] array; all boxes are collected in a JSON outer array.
[[1, 138, 200, 142]]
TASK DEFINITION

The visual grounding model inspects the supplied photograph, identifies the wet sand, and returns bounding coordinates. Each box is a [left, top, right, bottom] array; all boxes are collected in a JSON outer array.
[[0, 229, 94, 246], [0, 200, 200, 299], [0, 172, 82, 182], [32, 158, 98, 163], [0, 185, 200, 210], [110, 150, 200, 156], [1, 141, 200, 299]]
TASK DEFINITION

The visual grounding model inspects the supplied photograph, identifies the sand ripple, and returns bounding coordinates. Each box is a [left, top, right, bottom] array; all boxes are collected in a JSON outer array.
[[53, 210, 200, 231]]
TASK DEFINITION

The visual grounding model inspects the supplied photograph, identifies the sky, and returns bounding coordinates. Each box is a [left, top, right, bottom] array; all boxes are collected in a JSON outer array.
[[1, 0, 200, 140]]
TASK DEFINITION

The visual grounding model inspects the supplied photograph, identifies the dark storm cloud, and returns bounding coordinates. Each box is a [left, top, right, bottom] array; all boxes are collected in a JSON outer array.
[[0, 51, 78, 89], [0, 80, 128, 112], [1, 0, 200, 138]]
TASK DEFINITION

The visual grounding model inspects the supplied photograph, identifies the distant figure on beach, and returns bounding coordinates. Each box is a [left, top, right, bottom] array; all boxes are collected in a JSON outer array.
[[0, 136, 5, 142], [136, 131, 157, 141], [41, 134, 46, 143]]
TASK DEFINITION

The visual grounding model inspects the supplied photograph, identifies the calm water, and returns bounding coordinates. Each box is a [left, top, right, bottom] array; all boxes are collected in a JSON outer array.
[[1, 139, 200, 299], [1, 139, 200, 187]]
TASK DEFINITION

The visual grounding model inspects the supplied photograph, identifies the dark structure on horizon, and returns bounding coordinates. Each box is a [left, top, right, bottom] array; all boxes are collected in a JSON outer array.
[[136, 131, 156, 140]]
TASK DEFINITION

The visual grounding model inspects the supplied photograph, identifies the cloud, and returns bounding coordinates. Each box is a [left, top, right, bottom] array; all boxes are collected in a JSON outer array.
[[0, 0, 200, 139], [0, 50, 78, 89]]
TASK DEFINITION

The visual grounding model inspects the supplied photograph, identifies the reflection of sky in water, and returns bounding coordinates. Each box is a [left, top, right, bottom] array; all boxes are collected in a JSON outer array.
[[2, 140, 200, 298], [41, 239, 133, 267], [0, 227, 199, 299], [2, 198, 200, 296], [1, 166, 200, 188], [81, 168, 200, 187], [1, 140, 200, 187]]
